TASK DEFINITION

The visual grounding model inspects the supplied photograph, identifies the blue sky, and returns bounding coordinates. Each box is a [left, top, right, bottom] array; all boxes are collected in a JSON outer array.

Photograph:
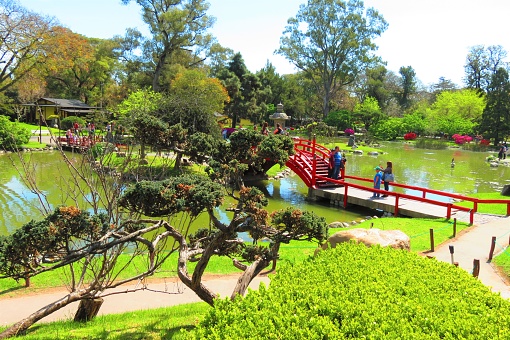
[[17, 0, 510, 87]]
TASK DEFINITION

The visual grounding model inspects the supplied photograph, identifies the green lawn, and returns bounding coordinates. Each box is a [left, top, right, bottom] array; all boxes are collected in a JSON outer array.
[[3, 302, 210, 340], [456, 192, 510, 215]]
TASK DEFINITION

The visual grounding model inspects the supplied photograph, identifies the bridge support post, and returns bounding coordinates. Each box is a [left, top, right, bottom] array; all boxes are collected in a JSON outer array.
[[307, 187, 317, 201]]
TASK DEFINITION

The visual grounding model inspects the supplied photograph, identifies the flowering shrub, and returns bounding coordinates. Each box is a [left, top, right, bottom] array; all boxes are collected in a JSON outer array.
[[480, 139, 491, 146], [344, 128, 354, 135], [452, 134, 473, 145], [404, 132, 417, 140]]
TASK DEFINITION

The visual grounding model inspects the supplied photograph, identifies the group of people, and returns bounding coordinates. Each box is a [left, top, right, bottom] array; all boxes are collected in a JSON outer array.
[[327, 147, 394, 198], [66, 122, 95, 145], [372, 161, 393, 198]]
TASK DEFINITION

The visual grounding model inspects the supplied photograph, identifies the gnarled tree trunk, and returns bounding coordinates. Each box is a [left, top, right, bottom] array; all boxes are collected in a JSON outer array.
[[0, 292, 84, 339], [74, 298, 104, 322]]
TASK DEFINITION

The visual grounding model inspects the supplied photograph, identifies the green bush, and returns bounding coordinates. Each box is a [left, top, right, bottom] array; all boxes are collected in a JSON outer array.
[[0, 115, 31, 150], [189, 243, 510, 339], [461, 143, 491, 152], [324, 110, 352, 131], [60, 116, 86, 131], [415, 138, 449, 150], [305, 121, 336, 137]]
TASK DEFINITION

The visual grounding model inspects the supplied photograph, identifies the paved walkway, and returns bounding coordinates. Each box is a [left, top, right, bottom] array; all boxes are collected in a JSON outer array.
[[0, 276, 270, 326], [428, 213, 510, 299]]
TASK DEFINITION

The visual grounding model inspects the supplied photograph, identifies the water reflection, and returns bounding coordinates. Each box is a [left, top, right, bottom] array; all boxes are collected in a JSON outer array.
[[1, 142, 509, 236]]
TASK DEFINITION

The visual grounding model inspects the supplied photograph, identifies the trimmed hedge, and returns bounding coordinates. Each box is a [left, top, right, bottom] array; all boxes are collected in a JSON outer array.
[[189, 243, 510, 339]]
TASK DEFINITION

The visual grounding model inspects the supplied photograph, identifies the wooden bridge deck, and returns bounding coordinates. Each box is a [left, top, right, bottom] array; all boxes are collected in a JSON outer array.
[[312, 186, 473, 223]]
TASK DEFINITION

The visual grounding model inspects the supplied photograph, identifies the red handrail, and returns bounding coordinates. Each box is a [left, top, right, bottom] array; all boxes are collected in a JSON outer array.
[[288, 138, 510, 223], [343, 174, 510, 216], [317, 174, 475, 223]]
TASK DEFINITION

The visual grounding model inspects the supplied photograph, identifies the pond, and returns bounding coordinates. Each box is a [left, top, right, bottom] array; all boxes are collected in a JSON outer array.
[[0, 142, 508, 237]]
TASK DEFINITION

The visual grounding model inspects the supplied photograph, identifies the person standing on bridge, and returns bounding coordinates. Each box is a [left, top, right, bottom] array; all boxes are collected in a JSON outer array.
[[382, 161, 393, 197], [332, 146, 343, 180], [372, 166, 384, 198]]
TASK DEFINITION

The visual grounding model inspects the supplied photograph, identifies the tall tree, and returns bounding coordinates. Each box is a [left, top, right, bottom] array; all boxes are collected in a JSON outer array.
[[121, 0, 215, 92], [398, 66, 416, 110], [464, 45, 508, 93], [431, 77, 457, 94], [353, 65, 391, 110], [43, 28, 117, 105], [217, 53, 265, 127], [0, 0, 54, 94], [276, 0, 387, 118], [353, 96, 384, 131], [479, 68, 510, 144]]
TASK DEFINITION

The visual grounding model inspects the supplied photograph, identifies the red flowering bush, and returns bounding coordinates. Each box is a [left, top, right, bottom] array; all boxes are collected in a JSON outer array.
[[344, 128, 354, 135], [480, 139, 491, 146], [452, 134, 473, 144], [404, 132, 417, 140]]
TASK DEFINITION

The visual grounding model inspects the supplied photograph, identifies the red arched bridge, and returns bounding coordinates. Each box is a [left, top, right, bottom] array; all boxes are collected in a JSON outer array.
[[287, 137, 510, 225]]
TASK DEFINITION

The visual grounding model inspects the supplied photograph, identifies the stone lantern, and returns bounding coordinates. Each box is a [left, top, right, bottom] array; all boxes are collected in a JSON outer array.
[[269, 103, 291, 129]]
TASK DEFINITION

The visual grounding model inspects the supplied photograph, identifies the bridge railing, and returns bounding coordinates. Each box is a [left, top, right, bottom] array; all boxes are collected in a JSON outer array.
[[318, 174, 510, 224], [292, 136, 331, 159], [345, 174, 510, 216], [291, 136, 332, 188]]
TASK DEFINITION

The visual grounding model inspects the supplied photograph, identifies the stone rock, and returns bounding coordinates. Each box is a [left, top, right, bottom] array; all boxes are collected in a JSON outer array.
[[353, 150, 363, 155], [490, 162, 499, 167], [328, 221, 345, 228], [347, 135, 356, 146], [367, 151, 379, 156], [502, 184, 510, 196], [320, 228, 410, 252]]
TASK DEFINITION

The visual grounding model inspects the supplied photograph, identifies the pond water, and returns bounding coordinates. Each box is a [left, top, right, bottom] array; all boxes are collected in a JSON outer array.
[[0, 142, 508, 236]]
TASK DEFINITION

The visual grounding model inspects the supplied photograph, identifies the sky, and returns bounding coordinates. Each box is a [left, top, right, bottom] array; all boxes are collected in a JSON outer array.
[[17, 0, 510, 87]]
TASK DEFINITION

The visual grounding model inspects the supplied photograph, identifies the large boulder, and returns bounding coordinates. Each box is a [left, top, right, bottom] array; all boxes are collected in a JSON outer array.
[[320, 228, 410, 252]]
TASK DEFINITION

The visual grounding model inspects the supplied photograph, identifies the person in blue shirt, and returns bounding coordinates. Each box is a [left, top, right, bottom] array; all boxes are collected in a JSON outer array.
[[332, 146, 343, 180], [372, 166, 383, 198]]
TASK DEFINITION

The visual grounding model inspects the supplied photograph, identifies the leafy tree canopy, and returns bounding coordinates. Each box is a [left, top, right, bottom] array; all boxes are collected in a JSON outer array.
[[353, 96, 384, 131], [427, 89, 485, 136], [276, 0, 387, 118]]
